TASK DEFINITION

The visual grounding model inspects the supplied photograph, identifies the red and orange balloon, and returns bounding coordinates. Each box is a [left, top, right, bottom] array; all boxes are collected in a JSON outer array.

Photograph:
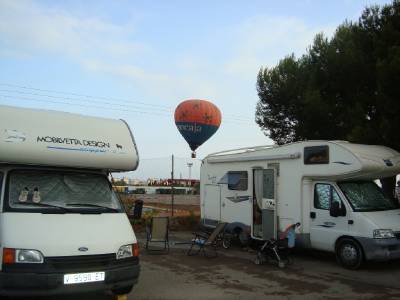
[[174, 99, 221, 157]]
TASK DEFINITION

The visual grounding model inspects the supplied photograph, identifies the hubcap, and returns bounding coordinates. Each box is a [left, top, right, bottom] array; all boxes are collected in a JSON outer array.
[[341, 244, 358, 263]]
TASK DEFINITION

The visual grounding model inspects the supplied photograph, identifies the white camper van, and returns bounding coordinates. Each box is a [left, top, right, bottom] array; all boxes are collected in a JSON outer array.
[[201, 141, 400, 269], [0, 105, 140, 296]]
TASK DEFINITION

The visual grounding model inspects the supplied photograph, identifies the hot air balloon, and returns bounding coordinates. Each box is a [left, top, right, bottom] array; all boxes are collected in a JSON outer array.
[[174, 99, 221, 158]]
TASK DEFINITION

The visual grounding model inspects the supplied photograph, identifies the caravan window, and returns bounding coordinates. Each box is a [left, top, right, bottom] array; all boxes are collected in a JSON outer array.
[[0, 172, 3, 194], [6, 170, 122, 213], [227, 171, 248, 191], [304, 146, 329, 164]]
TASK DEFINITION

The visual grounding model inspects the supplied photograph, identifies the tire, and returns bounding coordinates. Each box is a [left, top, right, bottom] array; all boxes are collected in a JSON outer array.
[[112, 285, 134, 296], [222, 236, 232, 249], [336, 238, 363, 270]]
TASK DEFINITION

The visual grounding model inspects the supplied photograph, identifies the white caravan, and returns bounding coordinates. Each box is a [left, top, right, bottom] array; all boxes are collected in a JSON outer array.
[[0, 105, 140, 296], [201, 141, 400, 268]]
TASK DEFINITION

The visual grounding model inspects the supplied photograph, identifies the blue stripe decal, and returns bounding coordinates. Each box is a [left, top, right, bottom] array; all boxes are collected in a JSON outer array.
[[47, 146, 106, 153]]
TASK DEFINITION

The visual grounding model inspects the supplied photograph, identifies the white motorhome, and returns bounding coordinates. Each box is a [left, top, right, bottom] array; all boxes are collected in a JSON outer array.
[[0, 105, 140, 296], [201, 141, 400, 269]]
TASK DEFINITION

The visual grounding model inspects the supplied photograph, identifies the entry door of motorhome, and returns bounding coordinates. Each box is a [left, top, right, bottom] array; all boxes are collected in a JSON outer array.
[[252, 168, 277, 240], [203, 184, 221, 226]]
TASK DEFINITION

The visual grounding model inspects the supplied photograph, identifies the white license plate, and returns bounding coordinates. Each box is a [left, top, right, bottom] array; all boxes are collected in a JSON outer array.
[[64, 271, 105, 285]]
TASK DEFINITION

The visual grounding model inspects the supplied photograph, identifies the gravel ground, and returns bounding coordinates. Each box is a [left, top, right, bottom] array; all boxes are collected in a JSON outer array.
[[8, 231, 400, 300]]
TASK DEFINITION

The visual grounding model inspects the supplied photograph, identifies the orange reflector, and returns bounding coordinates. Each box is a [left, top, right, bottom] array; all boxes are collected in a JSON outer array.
[[133, 243, 139, 257], [3, 248, 15, 264]]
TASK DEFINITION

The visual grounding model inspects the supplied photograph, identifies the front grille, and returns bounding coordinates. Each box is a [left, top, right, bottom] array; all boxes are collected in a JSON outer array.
[[46, 254, 115, 271], [394, 231, 400, 239]]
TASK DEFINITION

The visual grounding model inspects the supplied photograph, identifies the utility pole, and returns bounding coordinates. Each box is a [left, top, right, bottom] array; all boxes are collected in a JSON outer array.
[[171, 154, 174, 216]]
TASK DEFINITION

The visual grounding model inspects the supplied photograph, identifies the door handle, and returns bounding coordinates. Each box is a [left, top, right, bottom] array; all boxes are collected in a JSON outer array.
[[310, 212, 316, 219], [222, 202, 226, 207]]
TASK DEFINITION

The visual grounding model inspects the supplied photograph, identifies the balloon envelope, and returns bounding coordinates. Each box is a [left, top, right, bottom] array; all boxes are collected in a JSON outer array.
[[174, 99, 221, 152]]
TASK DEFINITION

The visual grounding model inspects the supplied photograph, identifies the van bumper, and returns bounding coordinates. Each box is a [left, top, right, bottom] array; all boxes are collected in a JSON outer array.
[[0, 262, 140, 297], [358, 237, 400, 261]]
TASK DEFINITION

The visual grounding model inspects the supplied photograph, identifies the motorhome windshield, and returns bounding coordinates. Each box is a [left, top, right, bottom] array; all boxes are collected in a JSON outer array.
[[338, 181, 397, 212], [6, 170, 122, 213]]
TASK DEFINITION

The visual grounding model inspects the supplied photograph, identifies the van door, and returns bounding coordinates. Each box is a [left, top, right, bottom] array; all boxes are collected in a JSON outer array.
[[203, 184, 221, 226], [252, 168, 277, 240], [310, 182, 349, 251]]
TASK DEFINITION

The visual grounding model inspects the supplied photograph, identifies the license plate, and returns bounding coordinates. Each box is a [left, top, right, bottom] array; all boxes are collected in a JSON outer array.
[[64, 271, 105, 285]]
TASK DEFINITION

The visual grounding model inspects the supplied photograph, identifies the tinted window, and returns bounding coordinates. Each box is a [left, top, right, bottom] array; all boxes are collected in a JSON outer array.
[[304, 146, 329, 164], [228, 171, 248, 191]]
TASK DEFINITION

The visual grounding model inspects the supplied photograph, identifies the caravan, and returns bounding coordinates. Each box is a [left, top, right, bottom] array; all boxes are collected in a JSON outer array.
[[201, 141, 400, 269], [0, 105, 140, 296]]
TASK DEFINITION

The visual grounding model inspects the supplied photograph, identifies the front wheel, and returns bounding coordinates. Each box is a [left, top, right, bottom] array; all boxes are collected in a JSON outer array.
[[112, 285, 134, 296], [336, 239, 363, 270]]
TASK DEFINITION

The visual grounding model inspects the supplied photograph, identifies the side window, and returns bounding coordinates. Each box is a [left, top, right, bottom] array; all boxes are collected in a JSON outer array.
[[314, 183, 346, 211], [228, 171, 248, 191], [263, 169, 274, 199], [304, 146, 329, 164], [314, 184, 330, 209]]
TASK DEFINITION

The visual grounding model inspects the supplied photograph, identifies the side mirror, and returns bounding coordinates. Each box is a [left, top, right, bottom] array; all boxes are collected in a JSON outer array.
[[330, 201, 346, 217], [330, 201, 340, 217]]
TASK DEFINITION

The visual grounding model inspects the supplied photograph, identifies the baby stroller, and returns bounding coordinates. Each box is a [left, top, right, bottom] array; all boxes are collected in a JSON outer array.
[[254, 222, 301, 268]]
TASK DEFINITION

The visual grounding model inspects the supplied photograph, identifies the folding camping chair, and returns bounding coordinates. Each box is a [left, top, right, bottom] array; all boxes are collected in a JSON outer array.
[[187, 222, 227, 257], [146, 217, 169, 253]]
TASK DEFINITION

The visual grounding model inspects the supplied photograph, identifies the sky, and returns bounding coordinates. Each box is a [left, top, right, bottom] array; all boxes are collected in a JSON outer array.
[[0, 0, 392, 180]]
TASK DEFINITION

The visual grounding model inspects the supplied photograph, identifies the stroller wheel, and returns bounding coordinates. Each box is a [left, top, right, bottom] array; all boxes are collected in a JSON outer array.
[[222, 237, 231, 249], [278, 261, 286, 269], [254, 252, 264, 265], [285, 256, 293, 265]]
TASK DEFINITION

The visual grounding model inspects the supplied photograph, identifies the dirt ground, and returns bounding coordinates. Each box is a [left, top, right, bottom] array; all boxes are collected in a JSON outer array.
[[7, 196, 400, 300], [16, 231, 400, 300]]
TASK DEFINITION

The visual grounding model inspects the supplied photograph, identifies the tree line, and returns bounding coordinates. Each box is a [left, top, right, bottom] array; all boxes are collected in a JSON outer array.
[[256, 0, 400, 198]]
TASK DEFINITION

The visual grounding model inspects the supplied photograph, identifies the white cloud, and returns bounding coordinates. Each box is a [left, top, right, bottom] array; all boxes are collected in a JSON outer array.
[[0, 0, 146, 62], [225, 15, 336, 76]]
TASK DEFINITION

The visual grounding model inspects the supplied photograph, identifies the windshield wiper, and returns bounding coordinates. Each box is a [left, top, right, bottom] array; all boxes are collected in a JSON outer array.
[[66, 203, 119, 212], [19, 202, 69, 212]]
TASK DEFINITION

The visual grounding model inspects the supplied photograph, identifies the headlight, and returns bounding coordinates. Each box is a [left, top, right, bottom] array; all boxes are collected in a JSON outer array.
[[373, 229, 395, 239], [16, 249, 44, 263], [117, 244, 134, 259], [3, 248, 44, 264]]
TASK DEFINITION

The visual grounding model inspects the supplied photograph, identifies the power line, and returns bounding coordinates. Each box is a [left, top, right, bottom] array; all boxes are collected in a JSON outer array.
[[0, 94, 170, 117], [0, 89, 171, 113], [0, 83, 171, 109], [0, 82, 256, 121], [0, 83, 256, 125], [0, 83, 255, 120], [0, 94, 255, 125], [0, 88, 255, 122]]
